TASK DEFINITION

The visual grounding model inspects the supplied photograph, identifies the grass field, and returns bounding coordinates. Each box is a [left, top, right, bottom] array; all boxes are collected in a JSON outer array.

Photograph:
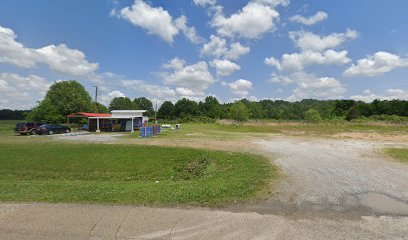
[[154, 120, 408, 142], [1, 118, 407, 206], [0, 120, 276, 206], [384, 148, 408, 164]]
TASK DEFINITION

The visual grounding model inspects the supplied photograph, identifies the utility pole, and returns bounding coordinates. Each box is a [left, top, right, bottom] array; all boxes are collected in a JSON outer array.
[[154, 99, 158, 124], [94, 86, 98, 113]]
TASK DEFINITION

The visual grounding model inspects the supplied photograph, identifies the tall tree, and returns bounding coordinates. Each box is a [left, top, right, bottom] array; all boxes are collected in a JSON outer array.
[[26, 80, 93, 123], [174, 98, 200, 118], [200, 96, 223, 119], [109, 97, 135, 110], [157, 101, 175, 120], [133, 97, 154, 116], [228, 101, 250, 122]]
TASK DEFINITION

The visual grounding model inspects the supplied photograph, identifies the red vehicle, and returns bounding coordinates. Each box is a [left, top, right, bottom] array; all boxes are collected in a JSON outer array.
[[15, 122, 44, 135]]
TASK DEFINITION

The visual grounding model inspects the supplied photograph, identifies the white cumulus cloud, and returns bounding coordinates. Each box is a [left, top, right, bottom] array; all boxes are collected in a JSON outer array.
[[344, 51, 408, 77], [211, 2, 281, 39], [193, 0, 216, 7], [0, 25, 98, 77], [270, 72, 346, 101], [174, 15, 204, 44], [351, 89, 408, 102], [229, 79, 253, 97], [289, 29, 358, 52], [290, 11, 328, 26], [210, 59, 241, 76], [0, 73, 51, 109], [200, 35, 250, 60], [160, 58, 215, 93], [119, 0, 202, 44], [120, 0, 179, 43], [265, 49, 351, 72]]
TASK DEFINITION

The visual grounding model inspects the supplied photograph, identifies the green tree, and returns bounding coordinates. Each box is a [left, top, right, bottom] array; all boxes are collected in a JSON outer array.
[[157, 101, 175, 120], [345, 105, 361, 121], [133, 97, 154, 116], [109, 97, 135, 110], [26, 98, 65, 124], [200, 96, 223, 119], [304, 109, 322, 123], [174, 98, 200, 118], [95, 102, 110, 113], [228, 101, 250, 122], [26, 80, 93, 123]]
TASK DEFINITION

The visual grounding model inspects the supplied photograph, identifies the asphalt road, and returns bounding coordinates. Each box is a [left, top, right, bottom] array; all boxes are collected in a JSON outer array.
[[1, 203, 408, 240]]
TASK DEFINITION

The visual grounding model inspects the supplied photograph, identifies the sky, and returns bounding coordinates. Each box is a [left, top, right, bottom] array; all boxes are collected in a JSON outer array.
[[1, 0, 408, 110]]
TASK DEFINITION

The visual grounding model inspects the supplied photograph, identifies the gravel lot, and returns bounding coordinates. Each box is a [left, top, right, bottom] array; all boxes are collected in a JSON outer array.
[[239, 138, 408, 217]]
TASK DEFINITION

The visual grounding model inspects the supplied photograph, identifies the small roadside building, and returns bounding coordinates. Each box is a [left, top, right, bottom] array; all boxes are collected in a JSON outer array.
[[67, 110, 149, 132]]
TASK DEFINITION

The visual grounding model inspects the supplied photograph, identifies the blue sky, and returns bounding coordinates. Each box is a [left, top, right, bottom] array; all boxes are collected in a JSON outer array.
[[1, 0, 408, 109]]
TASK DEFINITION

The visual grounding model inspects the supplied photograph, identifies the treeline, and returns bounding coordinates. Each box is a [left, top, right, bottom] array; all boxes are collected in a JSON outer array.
[[3, 80, 408, 123], [112, 96, 408, 123], [0, 109, 29, 120]]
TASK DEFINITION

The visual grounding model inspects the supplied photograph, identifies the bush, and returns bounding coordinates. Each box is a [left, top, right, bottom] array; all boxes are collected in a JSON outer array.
[[304, 109, 322, 123]]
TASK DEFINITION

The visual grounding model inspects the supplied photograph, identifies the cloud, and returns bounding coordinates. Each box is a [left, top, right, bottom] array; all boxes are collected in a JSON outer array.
[[270, 72, 346, 101], [0, 25, 98, 77], [35, 44, 99, 77], [0, 73, 51, 109], [160, 58, 215, 92], [119, 0, 178, 43], [98, 90, 126, 106], [174, 15, 204, 44], [224, 42, 250, 60], [119, 0, 202, 44], [200, 35, 250, 60], [351, 89, 408, 102], [122, 79, 177, 99], [290, 11, 328, 26], [193, 0, 216, 7], [211, 2, 281, 39], [289, 29, 358, 52], [228, 79, 253, 97], [253, 0, 290, 7], [210, 59, 241, 76], [344, 51, 408, 77], [265, 49, 351, 72], [265, 29, 356, 73]]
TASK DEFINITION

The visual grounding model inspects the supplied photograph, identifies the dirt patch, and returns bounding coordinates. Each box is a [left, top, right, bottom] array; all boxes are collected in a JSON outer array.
[[333, 132, 408, 142]]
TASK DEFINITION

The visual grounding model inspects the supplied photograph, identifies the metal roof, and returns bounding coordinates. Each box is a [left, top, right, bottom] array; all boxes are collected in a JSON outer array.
[[67, 112, 112, 117]]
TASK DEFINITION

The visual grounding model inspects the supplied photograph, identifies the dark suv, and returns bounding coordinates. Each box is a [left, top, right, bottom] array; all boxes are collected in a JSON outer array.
[[15, 122, 44, 135]]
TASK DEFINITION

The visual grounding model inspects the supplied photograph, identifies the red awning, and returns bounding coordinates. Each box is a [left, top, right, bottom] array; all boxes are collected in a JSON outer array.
[[67, 112, 112, 118]]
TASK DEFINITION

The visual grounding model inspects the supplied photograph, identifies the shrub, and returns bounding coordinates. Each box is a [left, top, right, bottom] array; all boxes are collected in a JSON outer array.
[[304, 109, 322, 123]]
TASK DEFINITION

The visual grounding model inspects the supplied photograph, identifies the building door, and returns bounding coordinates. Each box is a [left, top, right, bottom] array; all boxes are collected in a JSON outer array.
[[125, 120, 132, 131]]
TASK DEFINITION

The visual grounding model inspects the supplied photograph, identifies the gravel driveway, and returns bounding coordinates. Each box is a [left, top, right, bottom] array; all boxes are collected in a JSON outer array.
[[238, 138, 408, 217]]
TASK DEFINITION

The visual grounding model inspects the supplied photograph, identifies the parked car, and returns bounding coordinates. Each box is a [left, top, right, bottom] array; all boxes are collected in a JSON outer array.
[[15, 122, 44, 135], [36, 124, 71, 135]]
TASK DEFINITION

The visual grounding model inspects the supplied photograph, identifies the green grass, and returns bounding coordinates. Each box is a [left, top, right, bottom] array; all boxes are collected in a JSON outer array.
[[0, 143, 276, 206], [154, 121, 408, 141], [0, 120, 19, 133], [384, 148, 408, 164]]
